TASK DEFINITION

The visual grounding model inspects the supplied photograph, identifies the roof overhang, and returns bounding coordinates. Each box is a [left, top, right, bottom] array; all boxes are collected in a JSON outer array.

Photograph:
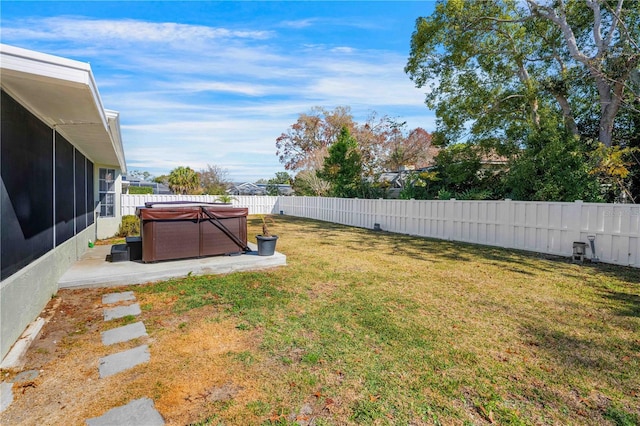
[[0, 44, 126, 172]]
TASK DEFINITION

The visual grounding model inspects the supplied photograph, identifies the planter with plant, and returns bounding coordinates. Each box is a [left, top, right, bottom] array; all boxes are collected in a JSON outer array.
[[256, 215, 278, 256]]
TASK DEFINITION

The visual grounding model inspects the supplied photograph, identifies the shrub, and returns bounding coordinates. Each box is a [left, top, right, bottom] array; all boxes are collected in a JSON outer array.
[[118, 215, 140, 237], [129, 186, 153, 195]]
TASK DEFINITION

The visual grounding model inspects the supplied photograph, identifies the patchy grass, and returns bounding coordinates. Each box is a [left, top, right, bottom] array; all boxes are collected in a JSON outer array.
[[3, 216, 638, 425], [140, 216, 640, 425]]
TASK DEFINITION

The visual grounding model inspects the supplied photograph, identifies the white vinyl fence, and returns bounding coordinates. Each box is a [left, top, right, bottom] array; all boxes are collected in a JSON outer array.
[[121, 194, 640, 268], [277, 197, 640, 268], [121, 194, 279, 216]]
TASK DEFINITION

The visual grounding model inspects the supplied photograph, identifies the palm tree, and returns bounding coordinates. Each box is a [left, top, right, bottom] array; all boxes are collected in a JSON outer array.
[[168, 166, 199, 195]]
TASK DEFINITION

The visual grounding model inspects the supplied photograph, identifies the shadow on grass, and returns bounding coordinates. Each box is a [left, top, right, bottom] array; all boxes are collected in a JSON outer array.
[[601, 289, 640, 318]]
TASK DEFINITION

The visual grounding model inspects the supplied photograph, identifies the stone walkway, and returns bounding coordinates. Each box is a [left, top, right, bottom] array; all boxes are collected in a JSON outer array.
[[85, 291, 164, 425]]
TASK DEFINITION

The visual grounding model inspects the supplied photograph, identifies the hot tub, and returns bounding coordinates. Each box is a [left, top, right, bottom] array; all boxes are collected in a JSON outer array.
[[135, 203, 249, 263]]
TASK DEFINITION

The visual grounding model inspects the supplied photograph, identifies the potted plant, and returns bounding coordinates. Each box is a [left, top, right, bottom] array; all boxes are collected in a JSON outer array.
[[256, 215, 278, 256]]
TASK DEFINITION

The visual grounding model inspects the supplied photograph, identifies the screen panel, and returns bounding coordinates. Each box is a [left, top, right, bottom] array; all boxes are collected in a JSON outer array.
[[74, 150, 87, 232], [1, 90, 54, 280], [55, 134, 74, 246]]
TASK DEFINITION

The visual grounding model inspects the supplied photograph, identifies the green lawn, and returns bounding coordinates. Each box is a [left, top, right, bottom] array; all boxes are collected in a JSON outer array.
[[135, 216, 639, 425]]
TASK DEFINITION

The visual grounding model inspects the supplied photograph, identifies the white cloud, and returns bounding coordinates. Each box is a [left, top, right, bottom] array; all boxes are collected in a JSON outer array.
[[2, 13, 435, 181], [3, 16, 272, 43], [279, 18, 318, 29]]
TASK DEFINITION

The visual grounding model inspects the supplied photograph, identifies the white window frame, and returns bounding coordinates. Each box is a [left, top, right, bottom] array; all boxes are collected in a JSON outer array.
[[99, 168, 115, 217]]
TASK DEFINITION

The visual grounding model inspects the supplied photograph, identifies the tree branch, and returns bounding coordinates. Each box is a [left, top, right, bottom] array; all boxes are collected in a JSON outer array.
[[526, 0, 591, 65], [586, 0, 605, 56], [603, 0, 625, 50]]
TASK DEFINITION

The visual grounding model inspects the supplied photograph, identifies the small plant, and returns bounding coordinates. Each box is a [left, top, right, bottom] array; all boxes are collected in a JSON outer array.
[[215, 194, 237, 203], [117, 215, 140, 237], [437, 188, 453, 200], [260, 215, 276, 237]]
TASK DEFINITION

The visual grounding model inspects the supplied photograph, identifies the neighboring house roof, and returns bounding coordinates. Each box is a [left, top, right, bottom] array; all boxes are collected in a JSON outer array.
[[255, 183, 295, 196], [0, 44, 126, 172], [227, 182, 267, 196]]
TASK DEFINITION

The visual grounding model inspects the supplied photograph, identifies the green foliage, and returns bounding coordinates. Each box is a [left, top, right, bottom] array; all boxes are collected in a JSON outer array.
[[168, 166, 200, 195], [505, 120, 602, 202], [405, 0, 640, 204], [589, 142, 640, 202], [117, 215, 139, 237], [270, 172, 292, 185], [437, 188, 453, 200], [317, 127, 364, 198], [128, 185, 153, 195], [433, 144, 484, 195], [153, 174, 169, 185], [400, 145, 502, 200], [266, 172, 292, 196], [399, 170, 440, 200]]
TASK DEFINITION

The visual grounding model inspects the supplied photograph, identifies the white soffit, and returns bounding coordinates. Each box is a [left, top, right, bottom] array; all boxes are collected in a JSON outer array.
[[0, 44, 126, 171]]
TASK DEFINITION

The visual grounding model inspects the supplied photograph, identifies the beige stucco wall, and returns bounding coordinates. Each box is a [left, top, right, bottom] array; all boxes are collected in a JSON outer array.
[[0, 227, 93, 361]]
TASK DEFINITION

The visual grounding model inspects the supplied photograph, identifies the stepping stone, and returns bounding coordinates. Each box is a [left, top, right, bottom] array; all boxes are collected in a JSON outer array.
[[86, 397, 164, 426], [0, 382, 13, 413], [13, 370, 39, 383], [101, 322, 148, 346], [103, 303, 141, 321], [102, 291, 136, 305], [98, 345, 150, 378]]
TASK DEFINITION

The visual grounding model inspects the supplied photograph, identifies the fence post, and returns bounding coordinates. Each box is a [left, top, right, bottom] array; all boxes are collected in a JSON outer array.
[[570, 200, 584, 252]]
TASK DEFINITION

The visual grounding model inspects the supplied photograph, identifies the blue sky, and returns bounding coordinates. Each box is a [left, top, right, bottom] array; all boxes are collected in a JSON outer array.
[[1, 1, 436, 182]]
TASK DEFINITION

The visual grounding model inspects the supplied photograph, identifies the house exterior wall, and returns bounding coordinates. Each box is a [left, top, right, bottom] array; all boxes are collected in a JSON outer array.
[[0, 90, 116, 360], [0, 226, 93, 359]]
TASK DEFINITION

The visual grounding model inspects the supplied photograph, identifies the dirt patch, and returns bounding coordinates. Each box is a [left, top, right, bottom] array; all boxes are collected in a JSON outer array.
[[0, 287, 266, 425]]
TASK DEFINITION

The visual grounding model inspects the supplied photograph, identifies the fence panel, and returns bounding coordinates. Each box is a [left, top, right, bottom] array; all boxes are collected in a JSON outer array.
[[121, 195, 639, 267], [121, 194, 279, 216], [277, 197, 640, 268]]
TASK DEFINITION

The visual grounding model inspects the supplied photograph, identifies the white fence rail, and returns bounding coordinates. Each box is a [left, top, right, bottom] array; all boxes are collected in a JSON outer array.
[[121, 194, 279, 216], [121, 195, 640, 267]]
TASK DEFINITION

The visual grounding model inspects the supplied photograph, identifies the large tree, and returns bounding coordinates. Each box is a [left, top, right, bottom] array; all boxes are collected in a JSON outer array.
[[199, 164, 229, 195], [405, 0, 639, 149], [317, 127, 364, 198], [276, 107, 436, 179], [275, 106, 355, 172]]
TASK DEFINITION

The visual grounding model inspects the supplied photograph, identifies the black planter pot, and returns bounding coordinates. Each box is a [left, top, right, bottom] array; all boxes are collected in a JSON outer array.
[[256, 235, 278, 256]]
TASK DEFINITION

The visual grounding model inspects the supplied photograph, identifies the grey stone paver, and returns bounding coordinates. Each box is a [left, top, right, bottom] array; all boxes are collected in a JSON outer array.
[[101, 322, 147, 346], [85, 397, 164, 426], [98, 344, 150, 378], [102, 291, 136, 305], [103, 303, 141, 321], [0, 382, 13, 413], [12, 370, 39, 383]]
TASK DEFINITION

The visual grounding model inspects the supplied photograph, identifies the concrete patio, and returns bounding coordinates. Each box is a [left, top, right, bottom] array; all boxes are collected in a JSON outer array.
[[58, 244, 286, 289]]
